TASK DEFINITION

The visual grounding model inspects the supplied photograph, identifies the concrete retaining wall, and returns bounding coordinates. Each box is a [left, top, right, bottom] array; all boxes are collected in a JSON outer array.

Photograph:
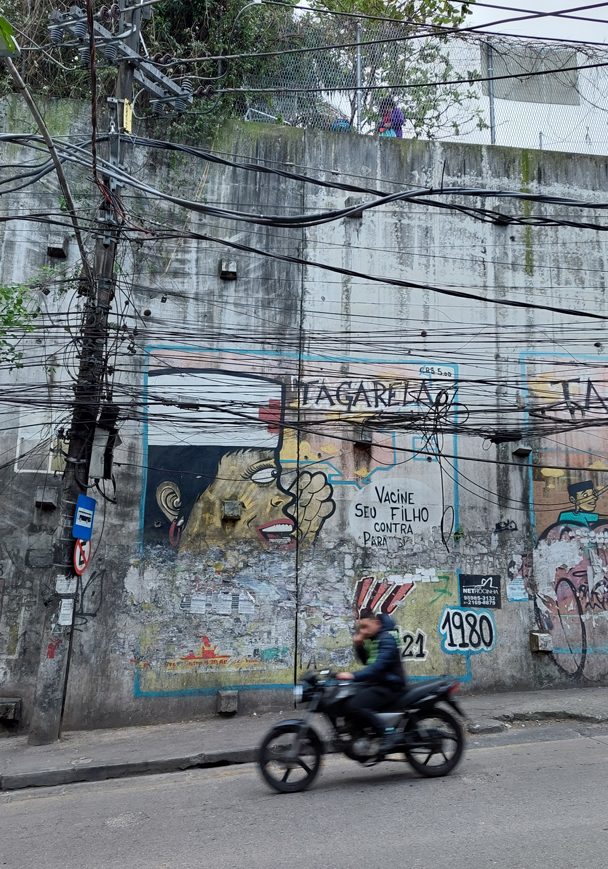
[[0, 97, 606, 729]]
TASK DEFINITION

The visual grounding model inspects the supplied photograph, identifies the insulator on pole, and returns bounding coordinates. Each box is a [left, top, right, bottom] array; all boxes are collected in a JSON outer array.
[[195, 84, 215, 99], [72, 20, 89, 40], [49, 25, 64, 44], [79, 46, 91, 68], [104, 42, 118, 63]]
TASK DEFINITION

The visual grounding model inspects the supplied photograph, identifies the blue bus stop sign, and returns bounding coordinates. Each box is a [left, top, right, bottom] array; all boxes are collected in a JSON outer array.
[[72, 494, 96, 541]]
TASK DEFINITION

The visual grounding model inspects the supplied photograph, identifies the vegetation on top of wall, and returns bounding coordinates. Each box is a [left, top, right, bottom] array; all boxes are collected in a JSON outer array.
[[0, 0, 480, 142]]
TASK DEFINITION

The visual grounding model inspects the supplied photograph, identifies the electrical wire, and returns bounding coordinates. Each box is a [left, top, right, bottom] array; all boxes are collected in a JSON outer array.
[[266, 0, 608, 32], [221, 55, 608, 95]]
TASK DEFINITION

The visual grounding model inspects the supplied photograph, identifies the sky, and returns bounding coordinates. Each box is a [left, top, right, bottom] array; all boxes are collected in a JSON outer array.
[[451, 1, 608, 152], [466, 0, 608, 44]]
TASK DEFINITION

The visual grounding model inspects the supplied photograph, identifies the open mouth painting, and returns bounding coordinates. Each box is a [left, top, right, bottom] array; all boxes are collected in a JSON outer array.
[[146, 369, 294, 554], [257, 518, 297, 549], [145, 367, 333, 556]]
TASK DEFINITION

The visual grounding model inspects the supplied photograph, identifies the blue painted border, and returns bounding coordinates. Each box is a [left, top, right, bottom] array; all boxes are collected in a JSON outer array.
[[134, 669, 292, 697], [134, 667, 471, 694], [553, 647, 608, 655], [136, 345, 460, 696]]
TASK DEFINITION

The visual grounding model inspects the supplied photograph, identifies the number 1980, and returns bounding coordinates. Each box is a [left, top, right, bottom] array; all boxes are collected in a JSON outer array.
[[439, 607, 495, 654]]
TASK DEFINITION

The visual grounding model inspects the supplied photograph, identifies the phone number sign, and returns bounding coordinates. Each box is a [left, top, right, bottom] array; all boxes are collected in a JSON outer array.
[[459, 574, 501, 609]]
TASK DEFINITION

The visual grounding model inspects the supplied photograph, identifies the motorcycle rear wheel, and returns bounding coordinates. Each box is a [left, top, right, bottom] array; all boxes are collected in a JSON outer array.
[[258, 724, 322, 793], [405, 708, 464, 777]]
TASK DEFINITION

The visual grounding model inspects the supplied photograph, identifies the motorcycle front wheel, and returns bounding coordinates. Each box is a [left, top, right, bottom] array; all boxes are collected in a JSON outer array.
[[258, 724, 322, 793], [405, 708, 464, 777]]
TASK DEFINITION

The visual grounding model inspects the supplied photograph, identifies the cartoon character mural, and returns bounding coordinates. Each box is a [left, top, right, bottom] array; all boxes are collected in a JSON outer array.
[[526, 355, 608, 680], [556, 480, 608, 527]]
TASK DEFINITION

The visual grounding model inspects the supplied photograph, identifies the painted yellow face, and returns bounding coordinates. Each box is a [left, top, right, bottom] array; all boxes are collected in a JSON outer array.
[[572, 488, 598, 513], [179, 449, 296, 553]]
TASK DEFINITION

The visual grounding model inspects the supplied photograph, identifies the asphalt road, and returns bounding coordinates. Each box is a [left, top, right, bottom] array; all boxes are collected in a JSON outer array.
[[2, 722, 608, 869]]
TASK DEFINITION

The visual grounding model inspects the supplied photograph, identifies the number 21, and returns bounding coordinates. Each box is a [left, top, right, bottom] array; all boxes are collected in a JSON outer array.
[[402, 629, 428, 661]]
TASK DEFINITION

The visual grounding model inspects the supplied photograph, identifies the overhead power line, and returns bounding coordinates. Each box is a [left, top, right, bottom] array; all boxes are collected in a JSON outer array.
[[264, 0, 608, 45], [9, 133, 608, 233], [471, 0, 608, 27], [221, 56, 608, 96], [467, 0, 608, 31], [148, 226, 608, 323]]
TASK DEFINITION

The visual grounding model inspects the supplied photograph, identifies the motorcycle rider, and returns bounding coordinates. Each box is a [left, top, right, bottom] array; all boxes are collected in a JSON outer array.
[[337, 607, 406, 753]]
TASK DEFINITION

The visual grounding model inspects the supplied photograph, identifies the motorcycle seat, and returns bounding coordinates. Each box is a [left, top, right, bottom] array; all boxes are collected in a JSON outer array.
[[398, 679, 454, 708]]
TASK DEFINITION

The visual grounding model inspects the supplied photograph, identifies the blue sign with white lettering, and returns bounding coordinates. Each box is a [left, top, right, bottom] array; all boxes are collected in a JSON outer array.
[[72, 494, 96, 541]]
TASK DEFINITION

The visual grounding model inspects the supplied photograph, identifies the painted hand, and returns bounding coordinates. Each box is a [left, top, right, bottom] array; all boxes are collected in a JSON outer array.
[[286, 470, 335, 545]]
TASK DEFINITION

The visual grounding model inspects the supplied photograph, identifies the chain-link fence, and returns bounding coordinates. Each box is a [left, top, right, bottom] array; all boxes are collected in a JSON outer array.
[[238, 17, 608, 156]]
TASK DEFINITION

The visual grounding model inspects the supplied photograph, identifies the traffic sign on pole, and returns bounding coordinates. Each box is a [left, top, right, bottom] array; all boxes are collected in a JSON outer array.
[[72, 494, 96, 540], [73, 539, 92, 575]]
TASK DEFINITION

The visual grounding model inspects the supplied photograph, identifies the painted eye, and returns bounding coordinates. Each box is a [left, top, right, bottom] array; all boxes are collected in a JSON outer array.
[[250, 467, 278, 484]]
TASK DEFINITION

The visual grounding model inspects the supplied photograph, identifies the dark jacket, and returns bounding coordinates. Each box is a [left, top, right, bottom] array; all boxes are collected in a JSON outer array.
[[353, 613, 405, 687]]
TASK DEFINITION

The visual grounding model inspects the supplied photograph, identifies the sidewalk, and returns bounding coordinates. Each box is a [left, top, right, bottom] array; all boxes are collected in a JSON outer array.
[[1, 685, 607, 791]]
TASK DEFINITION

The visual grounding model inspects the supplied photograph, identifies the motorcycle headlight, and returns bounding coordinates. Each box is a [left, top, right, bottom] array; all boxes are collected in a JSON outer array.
[[293, 684, 304, 704]]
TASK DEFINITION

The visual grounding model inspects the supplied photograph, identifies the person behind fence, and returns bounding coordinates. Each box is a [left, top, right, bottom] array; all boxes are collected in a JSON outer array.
[[332, 118, 351, 133], [378, 96, 404, 138]]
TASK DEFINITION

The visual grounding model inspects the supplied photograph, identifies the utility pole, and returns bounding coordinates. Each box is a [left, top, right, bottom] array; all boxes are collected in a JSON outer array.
[[28, 6, 126, 746], [27, 0, 198, 745]]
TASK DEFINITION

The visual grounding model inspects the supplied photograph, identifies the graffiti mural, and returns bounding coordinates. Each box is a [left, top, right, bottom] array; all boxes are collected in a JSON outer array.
[[144, 368, 334, 553], [526, 355, 608, 680], [133, 348, 460, 696], [350, 570, 480, 680], [439, 607, 496, 654]]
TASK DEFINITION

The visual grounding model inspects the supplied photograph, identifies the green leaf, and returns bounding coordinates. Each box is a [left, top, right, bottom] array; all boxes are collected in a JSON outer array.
[[0, 14, 18, 56]]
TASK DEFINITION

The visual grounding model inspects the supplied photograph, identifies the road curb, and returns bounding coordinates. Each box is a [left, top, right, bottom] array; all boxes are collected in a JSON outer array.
[[467, 718, 505, 734], [3, 710, 607, 791], [497, 711, 608, 724], [0, 747, 258, 792]]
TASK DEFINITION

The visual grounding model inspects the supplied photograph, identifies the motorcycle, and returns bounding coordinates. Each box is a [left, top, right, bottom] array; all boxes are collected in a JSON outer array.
[[258, 671, 466, 793]]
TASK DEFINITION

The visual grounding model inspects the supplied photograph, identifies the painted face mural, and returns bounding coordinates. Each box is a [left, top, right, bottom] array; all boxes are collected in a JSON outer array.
[[143, 367, 335, 554], [179, 448, 296, 552], [135, 350, 464, 699]]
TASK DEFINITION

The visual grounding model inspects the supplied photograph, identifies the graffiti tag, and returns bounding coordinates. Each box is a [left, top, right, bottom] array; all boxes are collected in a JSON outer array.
[[295, 378, 453, 412], [349, 478, 441, 548], [439, 607, 495, 654], [402, 629, 428, 661]]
